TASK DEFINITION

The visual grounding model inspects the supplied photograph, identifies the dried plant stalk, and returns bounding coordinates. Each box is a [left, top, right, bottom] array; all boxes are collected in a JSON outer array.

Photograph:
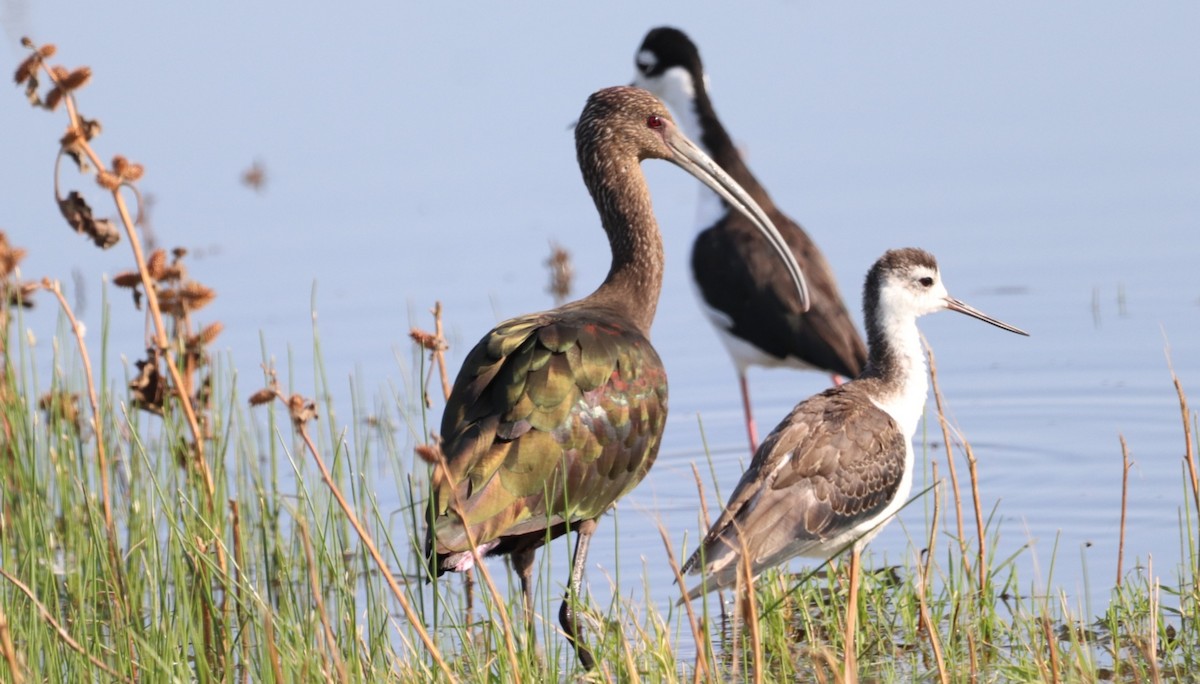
[[0, 568, 133, 682], [965, 443, 987, 597], [297, 518, 347, 683], [657, 521, 709, 682], [0, 606, 23, 684], [291, 417, 457, 682], [917, 468, 949, 684], [1117, 435, 1132, 587], [924, 339, 971, 577], [41, 278, 138, 671]]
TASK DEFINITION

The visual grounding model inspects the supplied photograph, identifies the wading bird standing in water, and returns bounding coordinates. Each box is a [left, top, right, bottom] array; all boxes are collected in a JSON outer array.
[[425, 86, 809, 669], [633, 27, 866, 453], [681, 248, 1027, 680]]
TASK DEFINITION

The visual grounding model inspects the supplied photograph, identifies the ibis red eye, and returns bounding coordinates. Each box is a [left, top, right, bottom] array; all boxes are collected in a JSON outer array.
[[646, 115, 663, 129]]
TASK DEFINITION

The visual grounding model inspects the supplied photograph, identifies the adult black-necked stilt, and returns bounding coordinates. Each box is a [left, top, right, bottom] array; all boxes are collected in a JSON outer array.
[[633, 27, 865, 453], [425, 86, 809, 669], [681, 248, 1027, 678]]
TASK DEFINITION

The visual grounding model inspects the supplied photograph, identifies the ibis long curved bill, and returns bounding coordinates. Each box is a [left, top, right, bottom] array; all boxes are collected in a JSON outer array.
[[945, 297, 1029, 336], [660, 125, 812, 312]]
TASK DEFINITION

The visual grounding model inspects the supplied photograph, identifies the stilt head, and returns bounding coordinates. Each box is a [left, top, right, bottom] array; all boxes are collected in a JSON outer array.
[[864, 248, 1028, 336], [632, 27, 705, 99]]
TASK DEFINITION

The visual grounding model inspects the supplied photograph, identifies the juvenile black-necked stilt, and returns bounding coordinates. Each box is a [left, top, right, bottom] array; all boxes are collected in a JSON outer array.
[[633, 27, 865, 453], [681, 248, 1027, 678], [425, 86, 809, 669]]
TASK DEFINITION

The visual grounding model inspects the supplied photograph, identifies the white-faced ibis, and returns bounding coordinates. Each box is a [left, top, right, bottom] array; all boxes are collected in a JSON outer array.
[[681, 248, 1027, 680], [633, 27, 865, 453], [425, 86, 810, 669]]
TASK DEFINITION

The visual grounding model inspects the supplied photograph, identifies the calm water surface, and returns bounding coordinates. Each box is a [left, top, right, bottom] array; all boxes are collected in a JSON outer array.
[[4, 0, 1198, 660]]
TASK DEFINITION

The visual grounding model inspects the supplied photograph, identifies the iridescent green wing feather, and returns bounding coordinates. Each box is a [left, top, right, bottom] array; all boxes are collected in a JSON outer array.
[[429, 311, 667, 560]]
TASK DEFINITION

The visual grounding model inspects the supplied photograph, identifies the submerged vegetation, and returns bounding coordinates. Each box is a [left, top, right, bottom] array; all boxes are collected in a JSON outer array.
[[2, 39, 1198, 682]]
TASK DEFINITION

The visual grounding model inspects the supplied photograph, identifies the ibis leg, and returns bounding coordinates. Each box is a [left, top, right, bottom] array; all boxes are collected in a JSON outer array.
[[844, 546, 861, 684], [739, 373, 759, 453], [463, 568, 476, 629], [511, 548, 537, 637], [559, 519, 598, 670]]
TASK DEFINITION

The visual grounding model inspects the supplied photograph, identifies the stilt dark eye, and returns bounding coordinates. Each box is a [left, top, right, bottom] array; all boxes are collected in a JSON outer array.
[[919, 277, 934, 287], [646, 115, 664, 129]]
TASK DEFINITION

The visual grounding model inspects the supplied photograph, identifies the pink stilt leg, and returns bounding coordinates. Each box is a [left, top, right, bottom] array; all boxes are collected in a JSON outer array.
[[740, 373, 759, 453]]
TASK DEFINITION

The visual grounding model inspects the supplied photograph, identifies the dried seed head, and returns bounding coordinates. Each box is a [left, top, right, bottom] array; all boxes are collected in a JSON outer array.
[[122, 163, 144, 182], [147, 249, 168, 280], [112, 155, 143, 182], [38, 44, 56, 58], [172, 247, 188, 260], [44, 87, 63, 111], [409, 328, 447, 352], [195, 321, 224, 346], [112, 271, 142, 288], [13, 54, 38, 85], [60, 128, 83, 147], [286, 394, 318, 426], [545, 242, 573, 304], [96, 170, 121, 190], [129, 353, 164, 415], [38, 391, 80, 430], [241, 160, 267, 192], [0, 233, 28, 277], [7, 282, 38, 309], [180, 282, 216, 312], [414, 443, 442, 465], [58, 191, 120, 248], [79, 116, 101, 141], [0, 249, 28, 278], [248, 388, 277, 406], [187, 321, 224, 350], [20, 36, 33, 48], [61, 67, 91, 92]]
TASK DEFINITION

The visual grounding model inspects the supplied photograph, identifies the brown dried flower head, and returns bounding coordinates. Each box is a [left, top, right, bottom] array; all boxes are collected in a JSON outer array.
[[241, 160, 267, 192], [112, 271, 142, 288], [44, 87, 64, 111], [193, 321, 224, 347], [180, 282, 216, 312], [7, 282, 38, 309], [0, 232, 28, 278], [248, 388, 278, 406], [58, 191, 120, 248], [286, 394, 319, 426], [96, 170, 121, 190], [38, 44, 57, 58], [414, 443, 443, 465], [61, 66, 91, 92], [147, 249, 168, 280], [112, 155, 144, 182], [409, 328, 447, 352], [13, 54, 38, 85], [39, 391, 80, 430]]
